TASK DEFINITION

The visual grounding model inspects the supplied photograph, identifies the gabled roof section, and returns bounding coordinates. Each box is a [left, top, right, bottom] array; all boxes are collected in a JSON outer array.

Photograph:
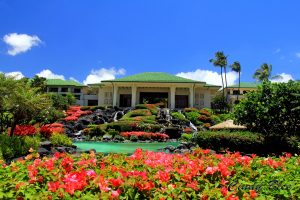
[[226, 82, 259, 89], [204, 83, 222, 88], [46, 79, 85, 87], [102, 72, 205, 83]]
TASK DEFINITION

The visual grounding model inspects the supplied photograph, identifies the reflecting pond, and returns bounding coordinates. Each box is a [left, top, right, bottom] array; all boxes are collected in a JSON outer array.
[[75, 141, 179, 154]]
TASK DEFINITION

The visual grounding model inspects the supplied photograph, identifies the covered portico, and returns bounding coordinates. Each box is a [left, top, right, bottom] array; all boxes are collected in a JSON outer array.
[[98, 72, 220, 109]]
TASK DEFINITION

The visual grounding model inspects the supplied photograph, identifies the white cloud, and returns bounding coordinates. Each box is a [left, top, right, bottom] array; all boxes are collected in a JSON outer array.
[[296, 53, 300, 58], [4, 71, 25, 80], [176, 69, 239, 86], [83, 68, 126, 85], [274, 48, 281, 53], [69, 77, 80, 82], [3, 33, 41, 56], [36, 69, 65, 80], [271, 73, 294, 83]]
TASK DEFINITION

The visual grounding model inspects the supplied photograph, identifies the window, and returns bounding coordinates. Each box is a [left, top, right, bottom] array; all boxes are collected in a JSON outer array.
[[49, 88, 58, 92], [74, 88, 81, 93], [61, 87, 68, 92], [88, 100, 98, 106], [74, 95, 81, 100], [233, 90, 240, 95]]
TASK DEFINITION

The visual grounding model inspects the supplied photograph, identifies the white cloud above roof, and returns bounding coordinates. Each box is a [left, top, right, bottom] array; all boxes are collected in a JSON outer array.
[[3, 71, 25, 80], [36, 69, 65, 80], [176, 69, 238, 86], [271, 73, 294, 83], [83, 68, 126, 85], [3, 33, 41, 56]]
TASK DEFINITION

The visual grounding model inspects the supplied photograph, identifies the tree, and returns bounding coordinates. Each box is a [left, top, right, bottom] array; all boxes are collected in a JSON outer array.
[[30, 75, 47, 93], [230, 61, 242, 100], [210, 51, 228, 98], [0, 74, 51, 135], [253, 63, 273, 82]]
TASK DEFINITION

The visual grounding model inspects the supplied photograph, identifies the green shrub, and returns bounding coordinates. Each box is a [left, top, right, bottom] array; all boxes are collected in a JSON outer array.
[[234, 81, 300, 137], [106, 122, 134, 132], [129, 109, 152, 117], [114, 135, 125, 141], [218, 113, 233, 121], [50, 133, 73, 147], [23, 136, 40, 153], [180, 133, 193, 142], [80, 106, 91, 111], [183, 108, 199, 113], [91, 106, 106, 111], [135, 104, 158, 115], [130, 134, 138, 142], [211, 115, 222, 124], [136, 123, 163, 132], [171, 112, 188, 122], [107, 129, 119, 137], [87, 125, 106, 137], [185, 111, 201, 125], [0, 134, 40, 161], [193, 131, 264, 154]]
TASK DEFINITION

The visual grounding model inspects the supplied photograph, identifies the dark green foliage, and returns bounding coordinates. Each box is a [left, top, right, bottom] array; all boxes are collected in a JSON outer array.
[[135, 123, 163, 132], [107, 129, 119, 137], [193, 131, 264, 154], [106, 122, 134, 132], [48, 93, 69, 110], [128, 109, 152, 117], [87, 125, 107, 137], [50, 134, 73, 147], [234, 81, 300, 137], [30, 75, 47, 93], [34, 107, 65, 124], [80, 106, 91, 111], [171, 112, 188, 123], [90, 106, 106, 111], [0, 134, 40, 160], [113, 135, 125, 141], [130, 134, 138, 142]]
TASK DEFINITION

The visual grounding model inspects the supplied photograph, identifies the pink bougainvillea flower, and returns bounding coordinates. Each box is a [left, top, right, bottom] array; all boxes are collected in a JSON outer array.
[[221, 186, 228, 197], [205, 166, 218, 175], [48, 181, 60, 193]]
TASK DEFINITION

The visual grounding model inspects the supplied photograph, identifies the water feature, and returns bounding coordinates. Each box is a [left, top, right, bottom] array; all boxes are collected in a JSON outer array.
[[189, 121, 198, 132], [113, 111, 124, 122], [75, 141, 180, 154]]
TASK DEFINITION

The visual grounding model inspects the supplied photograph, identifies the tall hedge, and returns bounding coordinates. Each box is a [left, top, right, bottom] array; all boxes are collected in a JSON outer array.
[[234, 81, 300, 137]]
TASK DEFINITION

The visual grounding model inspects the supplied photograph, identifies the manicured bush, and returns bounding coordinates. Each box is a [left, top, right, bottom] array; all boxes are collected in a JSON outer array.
[[135, 104, 159, 115], [183, 107, 199, 113], [106, 122, 136, 132], [129, 134, 138, 142], [113, 135, 125, 141], [218, 113, 233, 121], [90, 106, 106, 111], [199, 109, 212, 116], [135, 123, 163, 132], [23, 136, 40, 153], [121, 131, 169, 141], [185, 111, 201, 125], [86, 125, 106, 137], [129, 109, 152, 117], [234, 81, 300, 137], [80, 106, 91, 111], [107, 129, 119, 137], [50, 133, 73, 147], [171, 112, 188, 123], [193, 131, 264, 154], [180, 133, 193, 142], [1, 150, 299, 199]]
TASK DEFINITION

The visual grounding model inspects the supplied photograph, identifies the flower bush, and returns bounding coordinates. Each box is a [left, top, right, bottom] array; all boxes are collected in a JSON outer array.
[[64, 106, 92, 121], [13, 125, 37, 136], [40, 123, 65, 138], [0, 149, 299, 199], [120, 131, 169, 141]]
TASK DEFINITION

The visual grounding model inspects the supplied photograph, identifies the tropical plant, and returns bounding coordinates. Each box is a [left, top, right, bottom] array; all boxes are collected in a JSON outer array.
[[253, 63, 283, 82], [230, 61, 241, 100], [30, 75, 47, 93], [209, 51, 228, 99]]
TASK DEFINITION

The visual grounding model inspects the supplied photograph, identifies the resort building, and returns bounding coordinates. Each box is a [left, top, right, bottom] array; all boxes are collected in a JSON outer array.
[[45, 79, 98, 106], [225, 82, 259, 104], [98, 72, 220, 109]]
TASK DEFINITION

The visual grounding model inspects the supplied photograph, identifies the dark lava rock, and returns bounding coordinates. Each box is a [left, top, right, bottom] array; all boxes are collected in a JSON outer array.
[[94, 118, 105, 125], [77, 118, 92, 125], [38, 147, 50, 156], [40, 141, 51, 149], [74, 123, 85, 131], [164, 127, 181, 139]]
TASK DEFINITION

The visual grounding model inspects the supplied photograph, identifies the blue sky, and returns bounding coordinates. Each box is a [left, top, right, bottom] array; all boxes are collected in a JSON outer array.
[[0, 0, 299, 85]]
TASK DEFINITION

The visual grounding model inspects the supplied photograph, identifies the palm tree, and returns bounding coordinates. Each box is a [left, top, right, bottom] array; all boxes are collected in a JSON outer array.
[[253, 63, 272, 82], [209, 51, 228, 99], [230, 61, 241, 100]]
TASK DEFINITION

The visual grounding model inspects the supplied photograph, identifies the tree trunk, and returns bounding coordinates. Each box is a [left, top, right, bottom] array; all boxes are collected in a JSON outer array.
[[237, 71, 240, 100], [10, 120, 16, 137]]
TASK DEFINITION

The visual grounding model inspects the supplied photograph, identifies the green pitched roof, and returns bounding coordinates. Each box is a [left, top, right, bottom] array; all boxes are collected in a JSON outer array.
[[226, 82, 259, 88], [102, 72, 205, 83], [204, 83, 221, 88], [46, 79, 85, 87]]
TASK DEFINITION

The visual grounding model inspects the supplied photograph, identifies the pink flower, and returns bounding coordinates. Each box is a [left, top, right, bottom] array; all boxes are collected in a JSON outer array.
[[48, 181, 60, 192], [205, 166, 218, 175], [221, 187, 228, 197]]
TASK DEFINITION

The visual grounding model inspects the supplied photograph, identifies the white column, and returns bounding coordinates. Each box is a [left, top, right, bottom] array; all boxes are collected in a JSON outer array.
[[113, 86, 118, 107], [204, 91, 211, 108], [131, 86, 137, 107], [170, 86, 176, 109], [189, 87, 194, 108]]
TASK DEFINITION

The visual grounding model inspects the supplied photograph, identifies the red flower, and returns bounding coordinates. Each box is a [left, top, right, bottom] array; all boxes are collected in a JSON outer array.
[[135, 181, 155, 191], [226, 194, 239, 200], [250, 190, 258, 198], [48, 181, 60, 192], [109, 178, 124, 187], [61, 157, 73, 172], [186, 181, 199, 191], [205, 166, 218, 175], [156, 170, 170, 183], [13, 125, 37, 136], [221, 187, 228, 197]]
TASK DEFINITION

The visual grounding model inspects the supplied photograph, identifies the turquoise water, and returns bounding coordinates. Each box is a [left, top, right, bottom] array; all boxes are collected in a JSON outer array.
[[75, 141, 179, 154]]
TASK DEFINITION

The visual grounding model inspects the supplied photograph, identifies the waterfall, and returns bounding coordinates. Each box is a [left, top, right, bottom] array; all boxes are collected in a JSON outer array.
[[113, 111, 124, 122], [189, 121, 197, 132], [165, 109, 171, 122]]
